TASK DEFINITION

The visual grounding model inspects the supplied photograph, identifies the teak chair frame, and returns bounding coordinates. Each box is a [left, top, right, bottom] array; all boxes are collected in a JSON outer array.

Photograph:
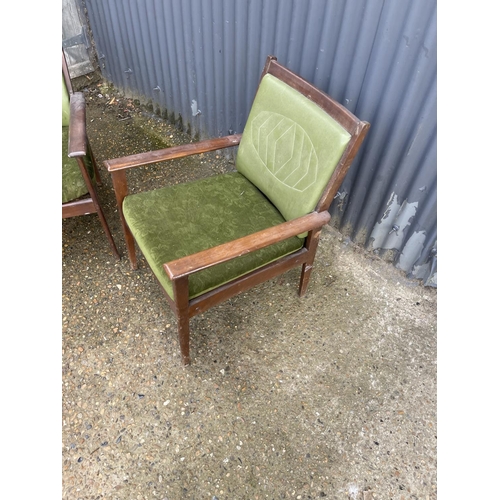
[[62, 51, 120, 259], [105, 56, 369, 364]]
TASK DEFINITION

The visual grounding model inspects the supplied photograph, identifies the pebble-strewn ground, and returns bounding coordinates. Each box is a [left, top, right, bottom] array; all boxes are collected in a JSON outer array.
[[62, 80, 437, 500]]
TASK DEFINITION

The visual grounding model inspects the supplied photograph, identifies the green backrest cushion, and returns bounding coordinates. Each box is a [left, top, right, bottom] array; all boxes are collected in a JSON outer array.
[[62, 75, 70, 126], [236, 73, 352, 222], [123, 172, 304, 300]]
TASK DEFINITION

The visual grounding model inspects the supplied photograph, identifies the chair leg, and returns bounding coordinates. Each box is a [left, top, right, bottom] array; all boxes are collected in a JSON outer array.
[[298, 227, 322, 297], [110, 170, 137, 268], [123, 224, 138, 269], [172, 276, 191, 365], [299, 262, 313, 297], [94, 202, 120, 260], [177, 315, 191, 365], [76, 156, 120, 259], [89, 145, 102, 185]]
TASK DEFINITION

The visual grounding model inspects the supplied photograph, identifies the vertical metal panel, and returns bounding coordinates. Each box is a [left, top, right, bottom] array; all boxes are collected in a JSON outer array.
[[82, 0, 437, 286]]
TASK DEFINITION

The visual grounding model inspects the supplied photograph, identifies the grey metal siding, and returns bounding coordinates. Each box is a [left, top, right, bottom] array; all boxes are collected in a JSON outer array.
[[82, 0, 437, 286]]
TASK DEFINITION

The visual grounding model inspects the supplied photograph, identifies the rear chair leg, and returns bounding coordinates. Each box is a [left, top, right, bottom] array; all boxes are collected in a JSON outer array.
[[76, 156, 119, 259], [94, 203, 120, 259]]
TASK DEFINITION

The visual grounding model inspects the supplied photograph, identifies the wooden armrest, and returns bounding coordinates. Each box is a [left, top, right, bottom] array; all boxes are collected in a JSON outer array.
[[68, 92, 87, 157], [164, 211, 331, 279], [105, 134, 242, 172]]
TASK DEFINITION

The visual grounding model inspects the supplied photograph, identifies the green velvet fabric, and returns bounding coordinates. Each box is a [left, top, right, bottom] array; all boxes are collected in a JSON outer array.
[[62, 75, 70, 126], [62, 77, 96, 204], [62, 127, 94, 203], [236, 73, 352, 222], [123, 172, 304, 300]]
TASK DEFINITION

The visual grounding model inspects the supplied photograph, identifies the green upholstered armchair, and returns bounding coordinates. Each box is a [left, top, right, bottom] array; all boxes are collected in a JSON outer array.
[[105, 56, 369, 364], [62, 51, 119, 259]]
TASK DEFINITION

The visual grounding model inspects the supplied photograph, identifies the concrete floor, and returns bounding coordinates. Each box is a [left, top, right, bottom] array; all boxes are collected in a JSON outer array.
[[62, 82, 437, 500]]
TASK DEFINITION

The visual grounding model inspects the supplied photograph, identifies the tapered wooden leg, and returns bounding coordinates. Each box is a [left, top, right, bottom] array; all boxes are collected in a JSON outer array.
[[88, 144, 102, 185], [299, 263, 313, 297], [76, 157, 120, 260], [177, 315, 191, 366], [94, 202, 120, 259], [123, 226, 138, 270], [298, 227, 322, 297], [110, 170, 137, 269], [172, 276, 191, 365]]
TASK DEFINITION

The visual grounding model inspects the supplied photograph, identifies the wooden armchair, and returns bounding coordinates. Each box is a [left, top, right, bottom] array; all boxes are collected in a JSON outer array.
[[62, 51, 119, 259], [105, 56, 369, 364]]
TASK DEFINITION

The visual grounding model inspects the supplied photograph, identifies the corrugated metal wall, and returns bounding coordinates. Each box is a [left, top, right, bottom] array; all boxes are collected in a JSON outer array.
[[82, 0, 437, 286]]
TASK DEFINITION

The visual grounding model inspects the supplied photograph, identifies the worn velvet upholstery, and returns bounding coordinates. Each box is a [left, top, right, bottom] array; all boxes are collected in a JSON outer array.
[[62, 127, 95, 203], [62, 76, 70, 126], [236, 73, 352, 222], [62, 77, 94, 203], [123, 172, 304, 300]]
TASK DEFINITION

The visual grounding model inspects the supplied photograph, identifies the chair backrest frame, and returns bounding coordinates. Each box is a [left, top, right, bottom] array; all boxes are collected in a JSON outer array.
[[259, 56, 370, 216], [62, 50, 73, 95]]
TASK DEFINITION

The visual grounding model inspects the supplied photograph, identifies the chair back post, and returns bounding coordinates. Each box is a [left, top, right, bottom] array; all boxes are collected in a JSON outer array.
[[62, 50, 73, 95], [259, 55, 277, 83], [315, 120, 370, 213]]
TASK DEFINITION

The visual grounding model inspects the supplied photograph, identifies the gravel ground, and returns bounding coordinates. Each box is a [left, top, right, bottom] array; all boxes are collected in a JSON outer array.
[[62, 80, 437, 500]]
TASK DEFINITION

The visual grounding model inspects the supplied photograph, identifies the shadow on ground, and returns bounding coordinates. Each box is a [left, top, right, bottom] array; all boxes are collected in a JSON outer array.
[[62, 80, 437, 500]]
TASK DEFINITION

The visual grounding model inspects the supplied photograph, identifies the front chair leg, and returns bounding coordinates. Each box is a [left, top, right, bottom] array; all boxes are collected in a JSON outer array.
[[177, 315, 191, 366], [299, 262, 313, 297], [298, 227, 322, 297], [172, 275, 191, 365], [110, 170, 137, 269]]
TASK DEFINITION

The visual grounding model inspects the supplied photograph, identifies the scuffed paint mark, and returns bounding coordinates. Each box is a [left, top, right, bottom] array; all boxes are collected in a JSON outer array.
[[410, 241, 437, 286], [424, 271, 437, 287], [370, 193, 418, 250], [406, 123, 422, 156], [396, 230, 426, 272], [411, 263, 437, 287], [191, 99, 201, 116]]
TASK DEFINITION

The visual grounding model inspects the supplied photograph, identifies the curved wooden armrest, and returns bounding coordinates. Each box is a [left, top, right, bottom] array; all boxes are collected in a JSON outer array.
[[68, 92, 87, 157], [163, 211, 331, 280], [105, 134, 242, 172]]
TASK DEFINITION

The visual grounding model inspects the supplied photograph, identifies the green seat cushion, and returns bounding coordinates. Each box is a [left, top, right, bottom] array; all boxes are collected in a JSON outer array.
[[123, 172, 304, 300], [62, 126, 91, 203], [236, 73, 352, 222]]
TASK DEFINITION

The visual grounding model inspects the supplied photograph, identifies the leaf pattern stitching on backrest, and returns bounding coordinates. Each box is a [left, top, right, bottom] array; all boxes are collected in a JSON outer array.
[[250, 111, 318, 192]]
